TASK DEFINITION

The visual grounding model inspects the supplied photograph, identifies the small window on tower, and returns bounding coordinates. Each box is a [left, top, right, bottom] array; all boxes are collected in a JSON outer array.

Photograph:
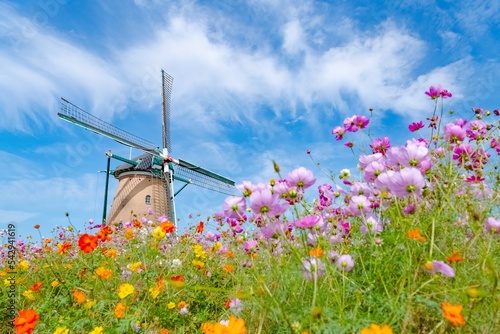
[[145, 195, 151, 205]]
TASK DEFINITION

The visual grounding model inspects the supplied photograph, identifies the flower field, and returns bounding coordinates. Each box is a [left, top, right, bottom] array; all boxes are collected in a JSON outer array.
[[2, 86, 500, 333]]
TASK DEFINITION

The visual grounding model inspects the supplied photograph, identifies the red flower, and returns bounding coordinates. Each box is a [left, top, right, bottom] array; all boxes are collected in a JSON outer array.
[[78, 233, 98, 253], [196, 222, 204, 233], [13, 309, 39, 334], [31, 282, 42, 291], [160, 221, 175, 234]]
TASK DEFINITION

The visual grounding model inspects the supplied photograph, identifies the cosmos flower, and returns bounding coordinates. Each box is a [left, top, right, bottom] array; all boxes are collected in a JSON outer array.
[[442, 302, 465, 326], [285, 167, 316, 190], [424, 260, 455, 277], [13, 309, 39, 334], [78, 233, 98, 253]]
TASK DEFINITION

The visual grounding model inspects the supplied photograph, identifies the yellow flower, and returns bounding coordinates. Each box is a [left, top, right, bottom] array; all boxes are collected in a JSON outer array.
[[193, 244, 207, 259], [84, 300, 97, 310], [360, 324, 393, 334], [89, 326, 104, 334], [117, 283, 135, 299], [4, 279, 13, 287], [213, 242, 222, 252], [66, 263, 73, 269], [153, 226, 166, 240], [167, 302, 176, 309], [51, 280, 59, 287], [192, 259, 205, 269], [129, 262, 144, 273], [95, 267, 113, 280], [18, 260, 29, 270], [54, 327, 69, 334], [23, 289, 35, 300], [149, 286, 161, 299]]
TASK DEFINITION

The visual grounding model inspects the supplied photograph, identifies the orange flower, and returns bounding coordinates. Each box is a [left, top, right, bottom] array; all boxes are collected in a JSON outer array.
[[447, 250, 464, 264], [105, 249, 117, 258], [114, 302, 127, 318], [133, 219, 142, 228], [226, 251, 234, 258], [360, 324, 393, 334], [72, 290, 87, 304], [442, 302, 465, 326], [197, 221, 204, 233], [57, 241, 72, 254], [13, 309, 39, 334], [223, 264, 234, 273], [96, 226, 113, 242], [78, 234, 98, 253], [214, 315, 247, 334], [309, 247, 324, 258], [31, 282, 42, 291], [178, 301, 186, 309], [95, 267, 113, 280], [160, 221, 175, 234], [407, 229, 425, 242], [34, 225, 40, 229], [124, 228, 135, 239]]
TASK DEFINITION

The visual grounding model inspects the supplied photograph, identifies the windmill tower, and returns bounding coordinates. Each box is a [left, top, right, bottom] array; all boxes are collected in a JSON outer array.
[[58, 70, 235, 224]]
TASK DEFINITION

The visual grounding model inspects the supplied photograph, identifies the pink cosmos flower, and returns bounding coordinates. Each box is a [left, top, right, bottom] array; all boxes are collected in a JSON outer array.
[[260, 220, 291, 239], [424, 260, 455, 277], [294, 215, 323, 229], [360, 213, 383, 234], [285, 167, 316, 190], [302, 257, 326, 280], [466, 120, 487, 140], [363, 160, 386, 182], [425, 85, 451, 99], [236, 181, 253, 197], [344, 141, 354, 148], [452, 144, 473, 166], [359, 153, 384, 169], [243, 239, 258, 254], [337, 254, 354, 272], [387, 167, 425, 198], [347, 195, 372, 216], [332, 126, 345, 140], [370, 137, 391, 155], [408, 121, 424, 132], [222, 196, 247, 219], [484, 217, 500, 235], [444, 123, 466, 144], [249, 189, 286, 217]]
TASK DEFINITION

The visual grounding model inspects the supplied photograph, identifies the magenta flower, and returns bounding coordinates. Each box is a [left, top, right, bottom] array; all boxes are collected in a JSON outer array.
[[452, 144, 473, 166], [443, 123, 466, 144], [222, 196, 247, 219], [424, 260, 455, 277], [337, 254, 354, 272], [354, 115, 370, 129], [370, 137, 391, 155], [302, 257, 326, 280], [425, 85, 443, 99], [332, 126, 345, 140], [294, 215, 323, 229], [484, 217, 500, 235], [425, 85, 451, 99], [285, 167, 316, 190], [466, 120, 487, 140], [408, 121, 424, 132], [387, 167, 425, 198]]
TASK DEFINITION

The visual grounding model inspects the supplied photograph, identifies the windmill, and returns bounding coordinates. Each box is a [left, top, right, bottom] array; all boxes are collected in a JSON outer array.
[[58, 70, 235, 224]]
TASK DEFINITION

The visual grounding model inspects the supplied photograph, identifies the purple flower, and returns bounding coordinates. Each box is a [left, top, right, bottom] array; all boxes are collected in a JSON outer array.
[[337, 254, 354, 272], [424, 260, 455, 277], [443, 123, 466, 144], [228, 298, 243, 314], [223, 196, 247, 219], [302, 257, 325, 280], [484, 217, 500, 235], [425, 85, 451, 99], [260, 220, 291, 239], [359, 153, 384, 169], [285, 167, 316, 189]]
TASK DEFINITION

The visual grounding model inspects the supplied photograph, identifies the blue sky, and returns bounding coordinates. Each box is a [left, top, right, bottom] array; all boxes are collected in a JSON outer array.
[[1, 0, 499, 238]]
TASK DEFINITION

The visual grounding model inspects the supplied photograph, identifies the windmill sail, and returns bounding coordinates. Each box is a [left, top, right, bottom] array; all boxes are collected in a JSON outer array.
[[162, 70, 174, 154], [58, 98, 158, 154], [175, 159, 235, 195]]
